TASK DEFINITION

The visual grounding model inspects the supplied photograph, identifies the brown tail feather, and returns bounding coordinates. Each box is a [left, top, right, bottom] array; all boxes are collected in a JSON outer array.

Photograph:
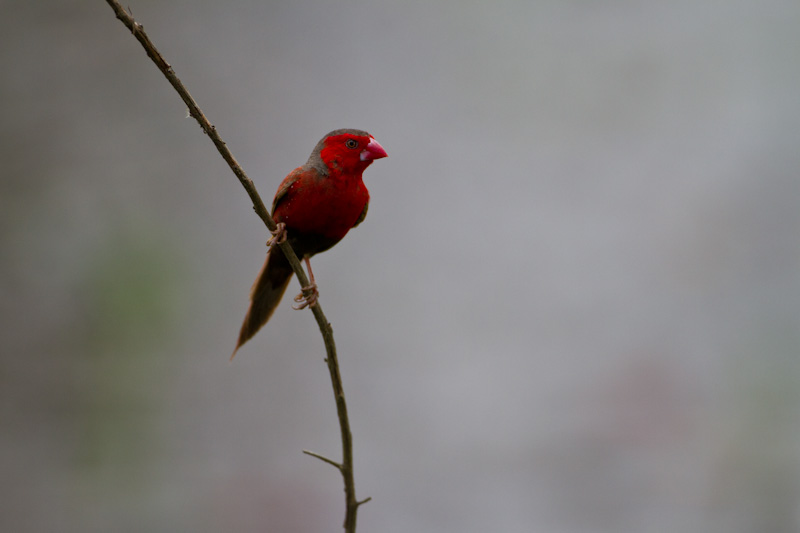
[[231, 248, 294, 359]]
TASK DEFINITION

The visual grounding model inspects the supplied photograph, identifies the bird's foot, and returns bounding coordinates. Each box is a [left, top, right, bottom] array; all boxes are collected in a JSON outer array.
[[292, 283, 319, 310], [267, 222, 287, 249]]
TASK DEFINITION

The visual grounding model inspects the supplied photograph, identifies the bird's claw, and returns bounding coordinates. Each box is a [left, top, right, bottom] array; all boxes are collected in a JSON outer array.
[[292, 283, 319, 310], [267, 222, 287, 249]]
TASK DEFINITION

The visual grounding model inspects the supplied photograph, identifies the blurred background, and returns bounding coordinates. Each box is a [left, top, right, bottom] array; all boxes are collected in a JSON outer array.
[[2, 1, 799, 531]]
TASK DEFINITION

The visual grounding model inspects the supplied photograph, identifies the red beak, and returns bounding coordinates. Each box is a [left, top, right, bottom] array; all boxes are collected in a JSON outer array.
[[360, 137, 388, 161]]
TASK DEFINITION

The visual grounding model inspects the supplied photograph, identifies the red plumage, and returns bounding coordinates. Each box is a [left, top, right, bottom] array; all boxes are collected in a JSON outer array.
[[232, 129, 387, 357]]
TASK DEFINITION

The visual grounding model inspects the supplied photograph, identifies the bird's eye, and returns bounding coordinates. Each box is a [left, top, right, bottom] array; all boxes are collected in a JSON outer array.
[[345, 139, 358, 149]]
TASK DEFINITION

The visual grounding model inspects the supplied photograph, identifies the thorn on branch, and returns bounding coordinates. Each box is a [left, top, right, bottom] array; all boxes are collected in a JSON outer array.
[[356, 497, 372, 507]]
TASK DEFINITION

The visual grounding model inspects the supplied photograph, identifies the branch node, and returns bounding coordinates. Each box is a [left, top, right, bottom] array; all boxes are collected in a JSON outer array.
[[356, 497, 372, 507]]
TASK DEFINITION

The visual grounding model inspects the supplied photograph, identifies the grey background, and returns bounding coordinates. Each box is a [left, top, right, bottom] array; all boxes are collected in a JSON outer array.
[[2, 1, 799, 531]]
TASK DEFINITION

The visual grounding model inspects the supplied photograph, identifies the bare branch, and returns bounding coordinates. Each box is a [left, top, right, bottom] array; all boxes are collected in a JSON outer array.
[[104, 2, 368, 531]]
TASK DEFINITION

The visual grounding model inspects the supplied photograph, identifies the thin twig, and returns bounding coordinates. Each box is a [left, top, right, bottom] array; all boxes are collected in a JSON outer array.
[[303, 449, 343, 470], [103, 2, 368, 531]]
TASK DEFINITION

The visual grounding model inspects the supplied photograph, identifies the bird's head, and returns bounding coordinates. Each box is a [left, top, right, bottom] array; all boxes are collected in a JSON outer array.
[[310, 129, 387, 176]]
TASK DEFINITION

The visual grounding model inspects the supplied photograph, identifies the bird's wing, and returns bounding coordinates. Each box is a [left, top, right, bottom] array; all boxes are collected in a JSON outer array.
[[271, 166, 304, 215]]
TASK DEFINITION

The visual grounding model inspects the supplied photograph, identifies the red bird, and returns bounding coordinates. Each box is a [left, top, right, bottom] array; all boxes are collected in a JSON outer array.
[[233, 129, 387, 356]]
